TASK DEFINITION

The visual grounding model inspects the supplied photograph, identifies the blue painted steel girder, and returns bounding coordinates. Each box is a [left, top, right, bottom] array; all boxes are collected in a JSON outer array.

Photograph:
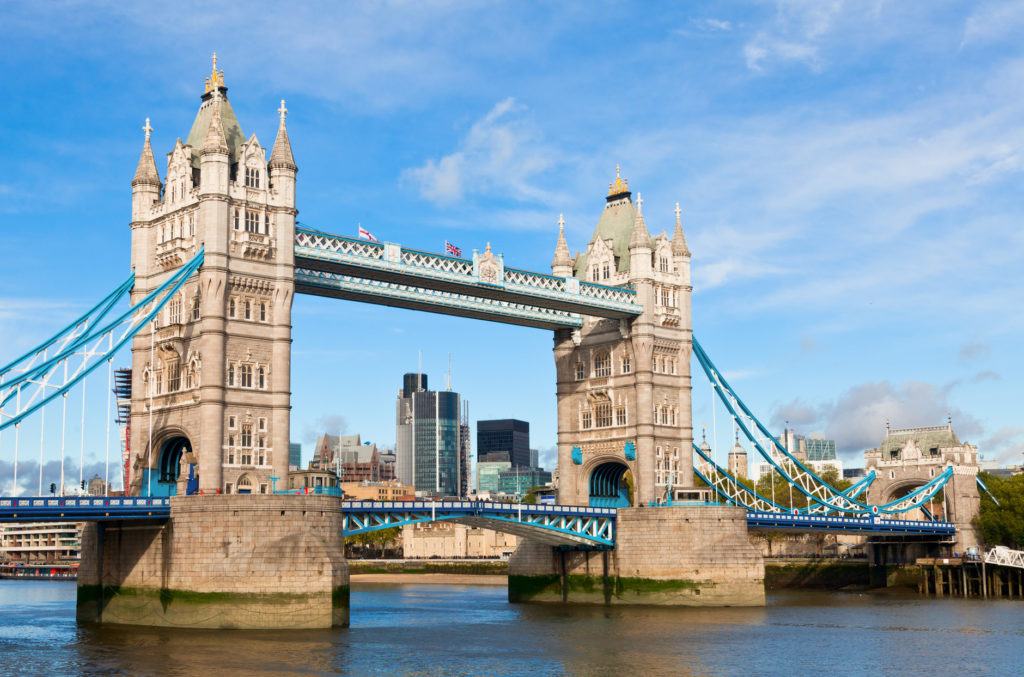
[[0, 496, 171, 522], [746, 511, 956, 537], [295, 267, 585, 330]]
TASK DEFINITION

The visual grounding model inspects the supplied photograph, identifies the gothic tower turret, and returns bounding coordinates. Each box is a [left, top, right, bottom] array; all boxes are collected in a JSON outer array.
[[128, 55, 295, 496], [554, 168, 694, 507]]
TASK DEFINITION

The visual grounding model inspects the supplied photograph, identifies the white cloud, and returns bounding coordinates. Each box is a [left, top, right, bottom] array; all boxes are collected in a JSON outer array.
[[402, 97, 563, 206], [963, 1, 1024, 46]]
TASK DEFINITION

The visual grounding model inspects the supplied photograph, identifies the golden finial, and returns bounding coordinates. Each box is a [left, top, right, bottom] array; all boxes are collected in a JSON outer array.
[[607, 164, 629, 196], [204, 52, 225, 94]]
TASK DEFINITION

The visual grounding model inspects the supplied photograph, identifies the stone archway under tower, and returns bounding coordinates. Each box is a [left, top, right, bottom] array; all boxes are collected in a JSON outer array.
[[140, 434, 193, 497], [883, 479, 945, 522], [588, 460, 634, 508]]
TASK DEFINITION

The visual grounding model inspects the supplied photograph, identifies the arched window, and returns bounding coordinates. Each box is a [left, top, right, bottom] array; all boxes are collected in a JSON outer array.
[[228, 298, 236, 318], [227, 365, 235, 387], [594, 351, 611, 377], [234, 208, 240, 230], [244, 300, 251, 320], [260, 302, 266, 322], [191, 295, 200, 321], [257, 367, 265, 389]]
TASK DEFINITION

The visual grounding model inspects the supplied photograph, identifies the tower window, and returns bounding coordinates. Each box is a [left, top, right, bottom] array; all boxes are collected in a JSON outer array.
[[591, 267, 599, 282], [581, 411, 592, 429], [257, 367, 265, 389], [244, 300, 251, 320], [191, 295, 200, 321], [227, 365, 235, 387], [615, 406, 627, 426], [594, 351, 611, 377], [241, 425, 253, 448], [574, 363, 585, 381], [621, 355, 631, 374], [245, 168, 261, 188], [595, 402, 612, 428], [240, 365, 253, 388], [167, 362, 180, 392], [245, 211, 259, 233], [260, 302, 267, 322], [264, 213, 270, 233], [660, 256, 669, 273], [228, 298, 236, 318], [168, 297, 182, 325], [602, 264, 610, 280], [234, 208, 240, 230]]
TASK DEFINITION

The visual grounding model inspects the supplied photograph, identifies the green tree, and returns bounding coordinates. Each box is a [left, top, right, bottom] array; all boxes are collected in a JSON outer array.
[[975, 472, 1024, 548], [346, 526, 401, 558]]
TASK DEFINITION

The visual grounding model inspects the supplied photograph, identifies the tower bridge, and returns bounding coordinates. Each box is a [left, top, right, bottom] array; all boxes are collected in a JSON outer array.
[[0, 57, 986, 629]]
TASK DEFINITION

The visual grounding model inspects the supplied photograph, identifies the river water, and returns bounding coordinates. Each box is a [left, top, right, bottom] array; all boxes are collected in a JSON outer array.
[[0, 579, 1021, 676]]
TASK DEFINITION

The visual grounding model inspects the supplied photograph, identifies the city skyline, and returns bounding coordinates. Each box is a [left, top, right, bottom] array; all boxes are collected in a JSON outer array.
[[2, 2, 1023, 498]]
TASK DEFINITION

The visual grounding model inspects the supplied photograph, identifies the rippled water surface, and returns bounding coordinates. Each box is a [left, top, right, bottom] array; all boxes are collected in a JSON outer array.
[[1, 579, 1021, 676]]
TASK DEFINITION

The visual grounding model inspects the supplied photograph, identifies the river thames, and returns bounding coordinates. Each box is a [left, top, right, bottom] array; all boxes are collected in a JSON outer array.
[[1, 579, 1021, 676]]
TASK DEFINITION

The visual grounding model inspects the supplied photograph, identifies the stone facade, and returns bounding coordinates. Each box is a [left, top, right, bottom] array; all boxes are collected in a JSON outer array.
[[402, 522, 518, 559], [553, 172, 694, 507], [128, 57, 296, 496], [865, 422, 981, 549], [508, 506, 764, 606], [76, 495, 348, 629]]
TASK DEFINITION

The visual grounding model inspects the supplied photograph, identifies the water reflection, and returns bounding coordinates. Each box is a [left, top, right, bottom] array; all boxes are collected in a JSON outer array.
[[0, 580, 1021, 676]]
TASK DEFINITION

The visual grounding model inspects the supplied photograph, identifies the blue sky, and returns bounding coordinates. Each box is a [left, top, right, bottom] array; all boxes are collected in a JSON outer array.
[[1, 1, 1023, 492]]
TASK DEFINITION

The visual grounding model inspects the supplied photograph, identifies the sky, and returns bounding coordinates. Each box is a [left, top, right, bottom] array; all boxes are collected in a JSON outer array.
[[1, 0, 1023, 493]]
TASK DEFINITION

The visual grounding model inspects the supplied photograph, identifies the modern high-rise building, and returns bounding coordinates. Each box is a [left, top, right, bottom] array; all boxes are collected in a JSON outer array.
[[477, 419, 531, 467], [805, 433, 837, 461], [394, 373, 465, 498], [459, 402, 472, 499], [289, 442, 302, 470]]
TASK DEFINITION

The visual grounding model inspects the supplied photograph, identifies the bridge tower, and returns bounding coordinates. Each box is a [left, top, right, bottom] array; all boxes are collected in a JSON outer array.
[[552, 169, 693, 507], [128, 56, 296, 495], [865, 420, 981, 549]]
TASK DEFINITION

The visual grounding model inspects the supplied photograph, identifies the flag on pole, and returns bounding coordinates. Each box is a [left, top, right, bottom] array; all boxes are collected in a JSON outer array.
[[445, 240, 462, 257], [357, 224, 379, 242]]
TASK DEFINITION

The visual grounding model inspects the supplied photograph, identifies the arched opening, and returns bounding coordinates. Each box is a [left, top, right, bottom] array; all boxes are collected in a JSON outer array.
[[885, 481, 943, 521], [143, 435, 192, 497], [589, 461, 633, 508], [237, 474, 254, 495]]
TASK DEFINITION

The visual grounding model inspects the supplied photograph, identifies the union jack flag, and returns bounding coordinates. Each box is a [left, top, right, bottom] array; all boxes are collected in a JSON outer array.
[[445, 240, 462, 257]]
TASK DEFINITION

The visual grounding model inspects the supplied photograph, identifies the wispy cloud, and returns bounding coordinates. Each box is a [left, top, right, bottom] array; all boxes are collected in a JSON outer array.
[[402, 98, 564, 206]]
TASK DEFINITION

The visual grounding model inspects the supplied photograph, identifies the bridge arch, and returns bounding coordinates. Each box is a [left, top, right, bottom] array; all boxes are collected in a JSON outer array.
[[882, 477, 943, 521], [587, 459, 633, 508], [140, 432, 193, 497]]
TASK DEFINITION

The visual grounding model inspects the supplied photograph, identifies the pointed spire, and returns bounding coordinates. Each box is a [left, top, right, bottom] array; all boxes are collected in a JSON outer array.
[[629, 191, 650, 249], [672, 201, 690, 256], [201, 100, 229, 155], [552, 213, 572, 271], [269, 99, 297, 171], [204, 52, 225, 94], [132, 117, 161, 186]]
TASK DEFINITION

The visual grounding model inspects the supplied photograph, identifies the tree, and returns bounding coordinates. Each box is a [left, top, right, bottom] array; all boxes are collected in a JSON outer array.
[[975, 472, 1024, 548], [345, 526, 401, 558]]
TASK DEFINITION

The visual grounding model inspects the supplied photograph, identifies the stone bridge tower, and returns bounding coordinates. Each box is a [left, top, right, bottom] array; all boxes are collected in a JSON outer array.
[[864, 420, 981, 548], [553, 169, 693, 507], [128, 56, 297, 496]]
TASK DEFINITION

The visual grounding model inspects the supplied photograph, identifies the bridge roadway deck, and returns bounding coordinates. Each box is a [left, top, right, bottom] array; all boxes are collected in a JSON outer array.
[[0, 497, 957, 540]]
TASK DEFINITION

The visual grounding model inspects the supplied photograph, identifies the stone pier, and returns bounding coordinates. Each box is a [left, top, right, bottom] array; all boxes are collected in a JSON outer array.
[[508, 506, 764, 606], [76, 495, 348, 629]]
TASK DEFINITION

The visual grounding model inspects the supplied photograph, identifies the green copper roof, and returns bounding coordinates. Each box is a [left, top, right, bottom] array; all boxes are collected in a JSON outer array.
[[574, 195, 637, 278], [184, 90, 246, 168], [880, 427, 961, 456]]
